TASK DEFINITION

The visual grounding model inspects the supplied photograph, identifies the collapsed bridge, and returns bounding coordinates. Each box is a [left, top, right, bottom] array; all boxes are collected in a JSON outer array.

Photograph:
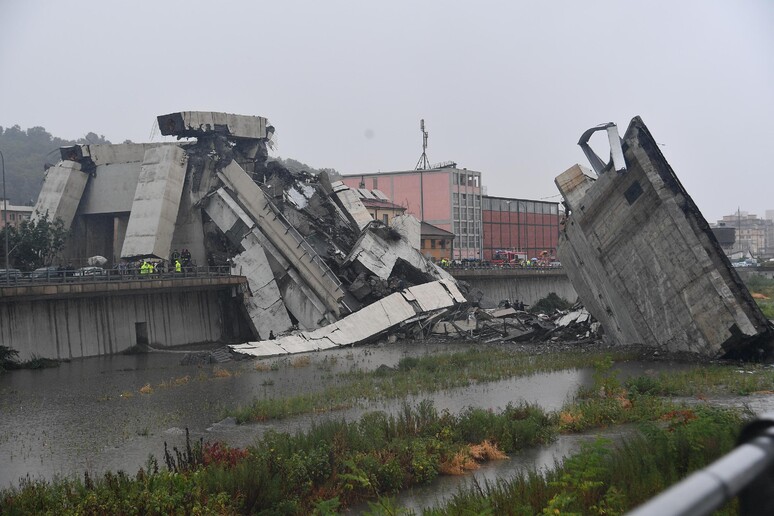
[[33, 112, 466, 354]]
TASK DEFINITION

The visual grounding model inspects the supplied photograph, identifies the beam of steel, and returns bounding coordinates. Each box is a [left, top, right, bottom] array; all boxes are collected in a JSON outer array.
[[627, 413, 774, 516], [577, 122, 627, 175]]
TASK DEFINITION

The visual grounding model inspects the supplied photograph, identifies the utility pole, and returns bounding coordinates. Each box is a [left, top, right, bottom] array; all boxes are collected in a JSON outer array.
[[0, 148, 8, 284]]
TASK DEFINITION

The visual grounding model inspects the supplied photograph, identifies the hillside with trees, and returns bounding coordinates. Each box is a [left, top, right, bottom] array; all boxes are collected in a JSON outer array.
[[0, 126, 112, 206]]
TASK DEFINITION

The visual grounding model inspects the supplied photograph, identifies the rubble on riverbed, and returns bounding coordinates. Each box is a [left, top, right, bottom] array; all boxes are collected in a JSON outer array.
[[428, 303, 601, 345]]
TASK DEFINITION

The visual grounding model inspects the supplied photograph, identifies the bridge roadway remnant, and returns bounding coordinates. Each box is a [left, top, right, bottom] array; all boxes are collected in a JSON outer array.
[[0, 271, 252, 361], [448, 267, 577, 307]]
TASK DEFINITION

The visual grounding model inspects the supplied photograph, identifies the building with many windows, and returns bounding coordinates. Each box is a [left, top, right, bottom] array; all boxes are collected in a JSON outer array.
[[481, 195, 560, 262], [0, 200, 34, 229], [342, 167, 483, 259], [716, 211, 773, 257], [342, 168, 561, 261]]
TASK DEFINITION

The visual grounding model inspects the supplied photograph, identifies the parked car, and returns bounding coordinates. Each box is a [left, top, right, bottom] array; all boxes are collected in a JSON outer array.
[[31, 266, 66, 280], [74, 266, 106, 277], [0, 268, 23, 282]]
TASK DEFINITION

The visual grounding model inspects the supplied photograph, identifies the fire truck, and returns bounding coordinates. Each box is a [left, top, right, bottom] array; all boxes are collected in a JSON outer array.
[[491, 250, 527, 267]]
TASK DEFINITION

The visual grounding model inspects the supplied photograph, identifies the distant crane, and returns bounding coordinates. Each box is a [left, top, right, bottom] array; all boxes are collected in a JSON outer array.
[[415, 119, 431, 171]]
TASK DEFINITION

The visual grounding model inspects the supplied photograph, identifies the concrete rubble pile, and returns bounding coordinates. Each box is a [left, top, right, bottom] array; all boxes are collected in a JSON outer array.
[[430, 302, 601, 345], [554, 117, 773, 359], [33, 111, 468, 358]]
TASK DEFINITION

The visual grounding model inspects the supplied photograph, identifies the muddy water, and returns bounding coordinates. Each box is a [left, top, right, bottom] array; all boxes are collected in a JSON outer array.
[[0, 340, 720, 495]]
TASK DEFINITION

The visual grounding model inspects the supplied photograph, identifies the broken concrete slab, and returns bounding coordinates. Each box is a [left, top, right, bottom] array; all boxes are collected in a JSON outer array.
[[345, 226, 455, 283], [556, 308, 590, 327], [491, 307, 518, 319], [231, 280, 462, 358], [556, 116, 773, 358], [158, 111, 270, 140], [391, 214, 421, 250], [205, 187, 331, 331], [60, 143, 166, 166], [218, 159, 347, 318], [121, 145, 187, 259], [324, 178, 374, 231], [232, 241, 293, 338], [32, 160, 88, 228]]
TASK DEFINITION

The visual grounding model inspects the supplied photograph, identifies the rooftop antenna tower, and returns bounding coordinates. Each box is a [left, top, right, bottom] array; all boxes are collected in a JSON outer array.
[[415, 119, 430, 170]]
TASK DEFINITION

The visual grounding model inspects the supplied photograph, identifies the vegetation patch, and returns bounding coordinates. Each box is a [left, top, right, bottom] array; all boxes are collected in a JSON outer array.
[[230, 348, 639, 422], [745, 275, 774, 320], [0, 351, 759, 514], [529, 292, 573, 313], [212, 366, 232, 378], [0, 401, 555, 514], [623, 363, 774, 397], [0, 346, 19, 372], [0, 347, 60, 372], [418, 405, 743, 515]]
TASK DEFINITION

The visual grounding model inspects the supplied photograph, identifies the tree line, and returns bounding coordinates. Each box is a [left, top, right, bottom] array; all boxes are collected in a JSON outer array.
[[0, 125, 112, 206]]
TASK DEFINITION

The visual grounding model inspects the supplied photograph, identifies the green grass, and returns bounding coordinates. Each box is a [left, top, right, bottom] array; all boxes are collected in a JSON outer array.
[[623, 364, 774, 397], [230, 348, 640, 422], [744, 274, 774, 319], [0, 400, 556, 514], [1, 396, 746, 515], [1, 354, 757, 514], [414, 405, 743, 516]]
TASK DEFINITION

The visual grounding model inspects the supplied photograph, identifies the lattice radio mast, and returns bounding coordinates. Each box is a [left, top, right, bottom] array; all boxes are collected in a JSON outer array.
[[415, 119, 430, 170]]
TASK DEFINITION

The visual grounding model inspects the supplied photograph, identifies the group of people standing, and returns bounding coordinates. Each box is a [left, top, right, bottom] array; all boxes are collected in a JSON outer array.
[[115, 248, 193, 276]]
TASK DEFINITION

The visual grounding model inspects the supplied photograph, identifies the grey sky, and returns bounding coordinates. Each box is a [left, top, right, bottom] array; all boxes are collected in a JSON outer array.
[[1, 0, 771, 223]]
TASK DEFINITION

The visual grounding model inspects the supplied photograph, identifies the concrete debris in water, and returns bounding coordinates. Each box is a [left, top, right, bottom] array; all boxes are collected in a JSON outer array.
[[34, 111, 468, 353], [555, 116, 773, 359]]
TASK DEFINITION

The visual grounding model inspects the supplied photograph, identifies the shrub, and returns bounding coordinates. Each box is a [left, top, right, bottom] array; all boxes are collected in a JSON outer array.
[[0, 345, 19, 371], [529, 292, 572, 314]]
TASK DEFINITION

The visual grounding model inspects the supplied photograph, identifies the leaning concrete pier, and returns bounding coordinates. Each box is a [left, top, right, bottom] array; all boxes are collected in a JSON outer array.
[[555, 117, 772, 358]]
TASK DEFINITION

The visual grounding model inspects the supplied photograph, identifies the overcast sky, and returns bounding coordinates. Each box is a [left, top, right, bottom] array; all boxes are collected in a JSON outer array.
[[1, 0, 771, 222]]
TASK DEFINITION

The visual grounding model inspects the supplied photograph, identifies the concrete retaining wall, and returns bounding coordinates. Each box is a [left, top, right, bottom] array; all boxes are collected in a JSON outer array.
[[464, 275, 577, 306], [449, 268, 577, 306], [0, 290, 244, 361]]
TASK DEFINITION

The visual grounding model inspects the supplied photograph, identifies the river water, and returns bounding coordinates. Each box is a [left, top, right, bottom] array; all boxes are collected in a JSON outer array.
[[0, 340, 753, 510]]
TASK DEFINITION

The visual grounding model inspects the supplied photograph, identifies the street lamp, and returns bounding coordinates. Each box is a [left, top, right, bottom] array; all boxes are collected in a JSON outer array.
[[0, 148, 8, 284]]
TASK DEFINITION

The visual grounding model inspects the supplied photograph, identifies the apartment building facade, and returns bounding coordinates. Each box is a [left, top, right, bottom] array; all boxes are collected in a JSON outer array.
[[342, 167, 483, 259], [0, 200, 33, 229]]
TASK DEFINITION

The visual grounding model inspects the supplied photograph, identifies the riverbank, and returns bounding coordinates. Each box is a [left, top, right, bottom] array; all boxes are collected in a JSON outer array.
[[1, 338, 770, 513]]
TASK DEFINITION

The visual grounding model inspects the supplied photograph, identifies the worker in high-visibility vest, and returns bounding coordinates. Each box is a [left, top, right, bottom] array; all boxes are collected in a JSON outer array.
[[175, 259, 182, 273]]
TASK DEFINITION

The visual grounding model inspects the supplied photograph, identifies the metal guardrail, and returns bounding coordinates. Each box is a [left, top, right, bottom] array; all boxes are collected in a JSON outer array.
[[627, 412, 774, 515], [443, 264, 563, 271], [0, 266, 234, 286]]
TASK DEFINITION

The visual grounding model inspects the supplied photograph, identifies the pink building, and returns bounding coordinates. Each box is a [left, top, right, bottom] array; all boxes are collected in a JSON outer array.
[[0, 200, 33, 230], [342, 167, 483, 259]]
